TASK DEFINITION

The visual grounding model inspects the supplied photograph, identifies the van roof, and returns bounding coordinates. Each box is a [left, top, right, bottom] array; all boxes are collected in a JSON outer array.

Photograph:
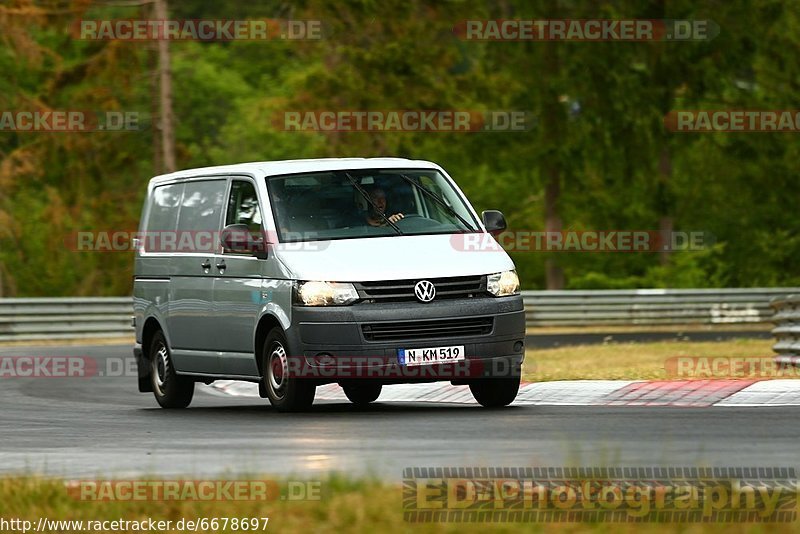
[[148, 157, 441, 186]]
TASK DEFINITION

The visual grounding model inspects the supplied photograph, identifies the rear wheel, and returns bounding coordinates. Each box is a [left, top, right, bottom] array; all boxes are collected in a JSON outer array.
[[150, 330, 194, 409], [342, 381, 382, 406], [469, 375, 520, 408], [262, 327, 316, 412]]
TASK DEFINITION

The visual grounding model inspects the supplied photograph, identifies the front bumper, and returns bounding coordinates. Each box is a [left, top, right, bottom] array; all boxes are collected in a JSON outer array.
[[284, 295, 525, 383]]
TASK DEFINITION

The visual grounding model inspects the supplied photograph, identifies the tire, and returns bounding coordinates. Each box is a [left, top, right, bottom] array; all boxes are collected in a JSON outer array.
[[261, 327, 316, 412], [342, 381, 382, 406], [150, 330, 194, 409], [469, 375, 520, 408]]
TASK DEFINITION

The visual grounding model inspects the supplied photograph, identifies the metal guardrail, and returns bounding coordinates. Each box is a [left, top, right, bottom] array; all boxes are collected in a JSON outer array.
[[771, 295, 800, 363], [0, 288, 797, 342], [523, 288, 797, 327], [0, 297, 133, 342]]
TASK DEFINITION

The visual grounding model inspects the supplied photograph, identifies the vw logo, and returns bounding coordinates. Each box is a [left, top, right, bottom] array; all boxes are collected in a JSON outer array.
[[414, 280, 436, 302]]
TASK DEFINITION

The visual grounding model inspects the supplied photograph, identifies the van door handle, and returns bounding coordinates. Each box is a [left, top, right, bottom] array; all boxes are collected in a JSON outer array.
[[216, 260, 227, 270], [200, 259, 211, 270]]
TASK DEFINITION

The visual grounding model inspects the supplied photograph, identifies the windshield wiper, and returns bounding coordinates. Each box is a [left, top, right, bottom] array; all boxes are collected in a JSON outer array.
[[343, 172, 404, 235], [399, 174, 476, 232]]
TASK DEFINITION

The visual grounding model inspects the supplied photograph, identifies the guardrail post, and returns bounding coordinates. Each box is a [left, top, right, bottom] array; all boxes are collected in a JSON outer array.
[[771, 295, 800, 366]]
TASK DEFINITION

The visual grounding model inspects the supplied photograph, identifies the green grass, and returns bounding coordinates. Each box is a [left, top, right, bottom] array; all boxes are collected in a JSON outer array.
[[1, 476, 798, 533], [522, 339, 780, 382]]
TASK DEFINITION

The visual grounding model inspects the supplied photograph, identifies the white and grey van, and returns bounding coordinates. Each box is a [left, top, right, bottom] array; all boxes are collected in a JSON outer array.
[[133, 158, 525, 412]]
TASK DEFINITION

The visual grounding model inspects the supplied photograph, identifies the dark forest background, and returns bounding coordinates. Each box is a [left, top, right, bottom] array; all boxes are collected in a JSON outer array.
[[1, 0, 798, 296]]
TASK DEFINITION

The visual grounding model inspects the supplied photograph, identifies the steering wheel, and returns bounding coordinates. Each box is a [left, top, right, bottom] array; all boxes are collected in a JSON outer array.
[[394, 213, 435, 229]]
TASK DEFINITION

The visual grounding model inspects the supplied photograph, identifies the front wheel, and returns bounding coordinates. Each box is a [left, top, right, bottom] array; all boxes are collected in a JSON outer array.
[[262, 328, 316, 412], [342, 381, 382, 406], [150, 330, 194, 409], [469, 375, 520, 408]]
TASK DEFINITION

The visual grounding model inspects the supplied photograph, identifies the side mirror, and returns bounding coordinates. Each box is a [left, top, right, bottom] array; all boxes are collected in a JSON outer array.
[[220, 224, 268, 259], [481, 210, 507, 235]]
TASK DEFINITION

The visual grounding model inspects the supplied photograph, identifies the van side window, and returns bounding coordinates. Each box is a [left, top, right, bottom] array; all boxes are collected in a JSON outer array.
[[226, 180, 262, 232], [176, 180, 226, 233], [175, 180, 227, 255], [144, 183, 183, 252]]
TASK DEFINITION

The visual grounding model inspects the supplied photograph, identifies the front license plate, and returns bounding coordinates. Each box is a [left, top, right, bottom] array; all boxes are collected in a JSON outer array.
[[398, 345, 465, 367]]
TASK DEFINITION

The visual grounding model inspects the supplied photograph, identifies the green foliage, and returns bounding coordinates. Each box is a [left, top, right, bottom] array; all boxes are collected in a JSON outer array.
[[0, 0, 798, 295]]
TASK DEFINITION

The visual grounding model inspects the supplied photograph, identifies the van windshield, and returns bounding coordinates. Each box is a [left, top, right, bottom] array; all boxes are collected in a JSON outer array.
[[266, 169, 479, 242]]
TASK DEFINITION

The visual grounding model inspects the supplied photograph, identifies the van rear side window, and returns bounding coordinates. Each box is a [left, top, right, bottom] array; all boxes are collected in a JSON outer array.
[[177, 180, 227, 234], [144, 183, 183, 252]]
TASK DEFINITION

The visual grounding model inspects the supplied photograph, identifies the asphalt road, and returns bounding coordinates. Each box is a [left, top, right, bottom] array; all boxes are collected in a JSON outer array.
[[1, 344, 797, 481]]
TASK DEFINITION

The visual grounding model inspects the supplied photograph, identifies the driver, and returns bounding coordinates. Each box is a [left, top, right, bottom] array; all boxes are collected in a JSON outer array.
[[365, 187, 404, 226]]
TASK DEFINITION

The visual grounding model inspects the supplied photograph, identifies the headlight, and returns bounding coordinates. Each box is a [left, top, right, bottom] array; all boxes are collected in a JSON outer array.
[[487, 270, 520, 296], [296, 281, 359, 306]]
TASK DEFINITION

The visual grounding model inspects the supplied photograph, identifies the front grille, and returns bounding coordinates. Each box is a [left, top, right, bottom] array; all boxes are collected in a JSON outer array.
[[361, 316, 494, 342], [354, 275, 486, 303]]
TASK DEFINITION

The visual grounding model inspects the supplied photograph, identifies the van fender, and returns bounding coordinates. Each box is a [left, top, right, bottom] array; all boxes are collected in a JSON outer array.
[[135, 305, 171, 393], [256, 303, 291, 332]]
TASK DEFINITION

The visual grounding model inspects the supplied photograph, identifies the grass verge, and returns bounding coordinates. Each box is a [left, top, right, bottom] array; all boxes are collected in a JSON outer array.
[[1, 476, 797, 533], [521, 339, 783, 382]]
